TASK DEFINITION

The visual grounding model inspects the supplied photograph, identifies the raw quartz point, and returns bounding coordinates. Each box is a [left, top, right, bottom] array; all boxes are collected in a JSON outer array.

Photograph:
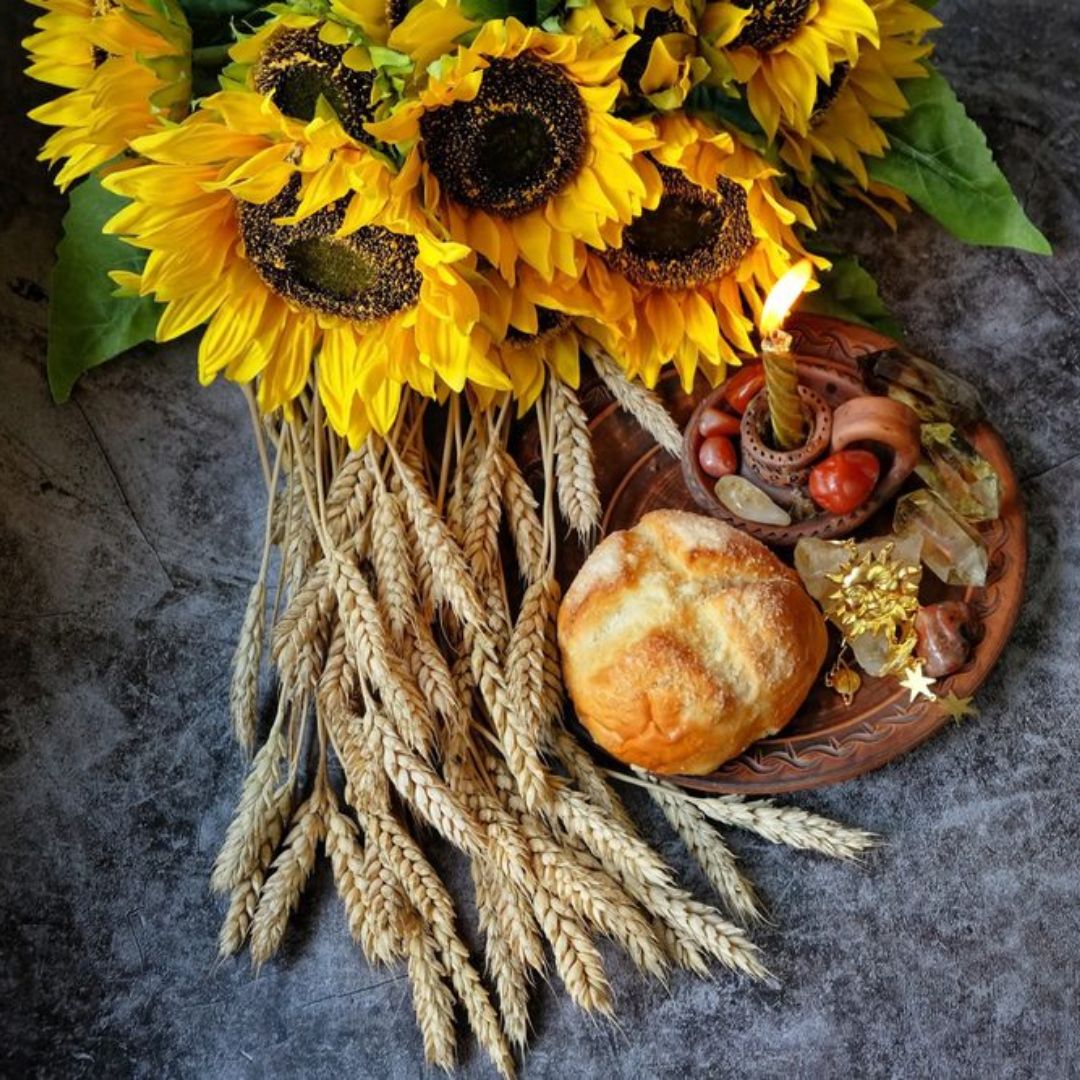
[[795, 534, 923, 677], [715, 475, 791, 525], [894, 489, 988, 587], [862, 349, 984, 426], [915, 422, 1001, 521]]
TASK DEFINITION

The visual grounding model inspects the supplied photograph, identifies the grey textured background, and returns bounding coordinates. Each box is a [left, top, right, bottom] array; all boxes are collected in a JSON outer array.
[[2, 0, 1078, 1076]]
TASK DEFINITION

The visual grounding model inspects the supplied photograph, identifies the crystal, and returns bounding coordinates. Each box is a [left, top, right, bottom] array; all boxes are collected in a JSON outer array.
[[894, 489, 988, 587], [715, 476, 791, 525], [915, 423, 1000, 521], [862, 349, 983, 426], [795, 535, 923, 677]]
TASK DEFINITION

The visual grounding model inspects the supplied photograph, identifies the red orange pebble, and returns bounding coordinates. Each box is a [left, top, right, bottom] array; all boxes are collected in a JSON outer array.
[[722, 364, 765, 414], [809, 449, 880, 514], [698, 435, 738, 478], [698, 407, 741, 438]]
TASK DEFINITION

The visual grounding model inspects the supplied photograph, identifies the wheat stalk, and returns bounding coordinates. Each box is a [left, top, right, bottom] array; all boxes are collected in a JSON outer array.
[[649, 784, 763, 925], [218, 873, 263, 958], [249, 781, 328, 966], [325, 449, 374, 545], [211, 717, 292, 893], [392, 450, 484, 629], [669, 790, 878, 860], [475, 863, 539, 1051], [469, 625, 555, 814], [500, 449, 545, 584], [435, 919, 516, 1079], [548, 378, 601, 541], [229, 580, 265, 753], [370, 485, 419, 644], [333, 555, 436, 758], [372, 711, 487, 858], [464, 441, 507, 585], [584, 341, 684, 458], [529, 825, 668, 980], [405, 919, 458, 1071], [316, 618, 356, 723], [273, 565, 336, 692], [552, 727, 636, 835], [553, 787, 767, 981], [532, 881, 613, 1016], [323, 793, 367, 951]]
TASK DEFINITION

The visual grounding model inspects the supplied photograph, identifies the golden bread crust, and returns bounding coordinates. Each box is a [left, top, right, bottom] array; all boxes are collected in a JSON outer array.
[[557, 510, 827, 775]]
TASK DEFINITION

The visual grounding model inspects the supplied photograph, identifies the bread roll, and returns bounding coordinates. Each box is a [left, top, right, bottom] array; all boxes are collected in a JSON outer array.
[[557, 510, 827, 775]]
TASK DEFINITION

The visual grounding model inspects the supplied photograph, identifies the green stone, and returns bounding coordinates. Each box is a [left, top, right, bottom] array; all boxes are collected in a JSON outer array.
[[915, 423, 1000, 521]]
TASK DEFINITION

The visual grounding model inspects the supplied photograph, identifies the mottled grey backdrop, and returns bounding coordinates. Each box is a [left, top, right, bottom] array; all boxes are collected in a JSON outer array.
[[2, 0, 1078, 1076]]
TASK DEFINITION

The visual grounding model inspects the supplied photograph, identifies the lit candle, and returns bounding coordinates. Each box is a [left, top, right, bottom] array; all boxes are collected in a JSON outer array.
[[759, 260, 814, 451]]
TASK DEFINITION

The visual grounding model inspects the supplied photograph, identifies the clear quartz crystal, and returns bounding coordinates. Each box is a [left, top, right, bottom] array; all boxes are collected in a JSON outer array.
[[915, 423, 1000, 521], [795, 535, 923, 677], [863, 349, 984, 426], [894, 489, 988, 587], [715, 475, 791, 525]]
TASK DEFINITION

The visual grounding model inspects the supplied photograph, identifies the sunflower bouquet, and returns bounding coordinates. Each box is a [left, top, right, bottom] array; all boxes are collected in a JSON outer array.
[[24, 0, 1046, 1072]]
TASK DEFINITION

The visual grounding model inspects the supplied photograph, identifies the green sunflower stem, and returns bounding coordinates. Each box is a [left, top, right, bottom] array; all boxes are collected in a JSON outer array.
[[192, 44, 231, 69]]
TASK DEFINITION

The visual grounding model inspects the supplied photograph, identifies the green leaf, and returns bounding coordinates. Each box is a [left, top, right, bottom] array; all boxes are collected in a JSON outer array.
[[46, 176, 161, 403], [179, 0, 266, 47], [459, 0, 512, 19], [177, 0, 262, 17], [869, 67, 1051, 255], [684, 83, 764, 138], [800, 255, 903, 340]]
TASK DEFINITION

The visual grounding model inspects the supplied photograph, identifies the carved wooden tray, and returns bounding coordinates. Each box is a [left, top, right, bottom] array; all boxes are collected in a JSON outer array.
[[514, 314, 1027, 794]]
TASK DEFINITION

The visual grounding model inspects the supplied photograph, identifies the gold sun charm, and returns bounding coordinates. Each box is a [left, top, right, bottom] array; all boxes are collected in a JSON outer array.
[[825, 541, 921, 671]]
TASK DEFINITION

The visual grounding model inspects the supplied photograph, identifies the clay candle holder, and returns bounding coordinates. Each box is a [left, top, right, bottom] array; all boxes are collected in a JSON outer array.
[[683, 355, 922, 545]]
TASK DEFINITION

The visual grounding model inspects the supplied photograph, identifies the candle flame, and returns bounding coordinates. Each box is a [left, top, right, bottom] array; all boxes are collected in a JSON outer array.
[[760, 259, 814, 337]]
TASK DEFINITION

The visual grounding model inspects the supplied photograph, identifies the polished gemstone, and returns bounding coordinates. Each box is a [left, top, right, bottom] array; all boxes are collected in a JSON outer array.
[[714, 475, 791, 525]]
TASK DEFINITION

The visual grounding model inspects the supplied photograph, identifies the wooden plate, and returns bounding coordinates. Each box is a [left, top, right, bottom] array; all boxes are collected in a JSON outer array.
[[514, 314, 1027, 794]]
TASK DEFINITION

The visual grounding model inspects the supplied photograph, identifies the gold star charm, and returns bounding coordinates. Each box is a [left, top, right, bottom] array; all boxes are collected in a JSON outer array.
[[898, 662, 936, 703], [939, 692, 978, 724]]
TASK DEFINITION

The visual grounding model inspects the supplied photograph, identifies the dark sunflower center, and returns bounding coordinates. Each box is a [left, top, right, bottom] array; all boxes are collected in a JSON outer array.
[[238, 179, 420, 322], [505, 308, 569, 346], [622, 9, 686, 94], [386, 0, 413, 28], [730, 0, 813, 51], [253, 26, 376, 146], [811, 61, 850, 124], [603, 165, 753, 289], [419, 55, 589, 218]]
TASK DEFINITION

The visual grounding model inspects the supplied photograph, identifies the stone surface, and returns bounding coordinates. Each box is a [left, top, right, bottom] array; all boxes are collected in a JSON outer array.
[[2, 1, 1080, 1077], [916, 422, 1001, 522]]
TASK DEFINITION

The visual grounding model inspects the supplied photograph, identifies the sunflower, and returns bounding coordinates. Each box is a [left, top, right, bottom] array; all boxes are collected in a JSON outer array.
[[23, 0, 191, 190], [498, 309, 583, 415], [226, 16, 382, 147], [366, 18, 664, 283], [780, 0, 939, 189], [566, 0, 708, 111], [701, 0, 879, 139], [101, 98, 508, 443], [524, 114, 825, 389]]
